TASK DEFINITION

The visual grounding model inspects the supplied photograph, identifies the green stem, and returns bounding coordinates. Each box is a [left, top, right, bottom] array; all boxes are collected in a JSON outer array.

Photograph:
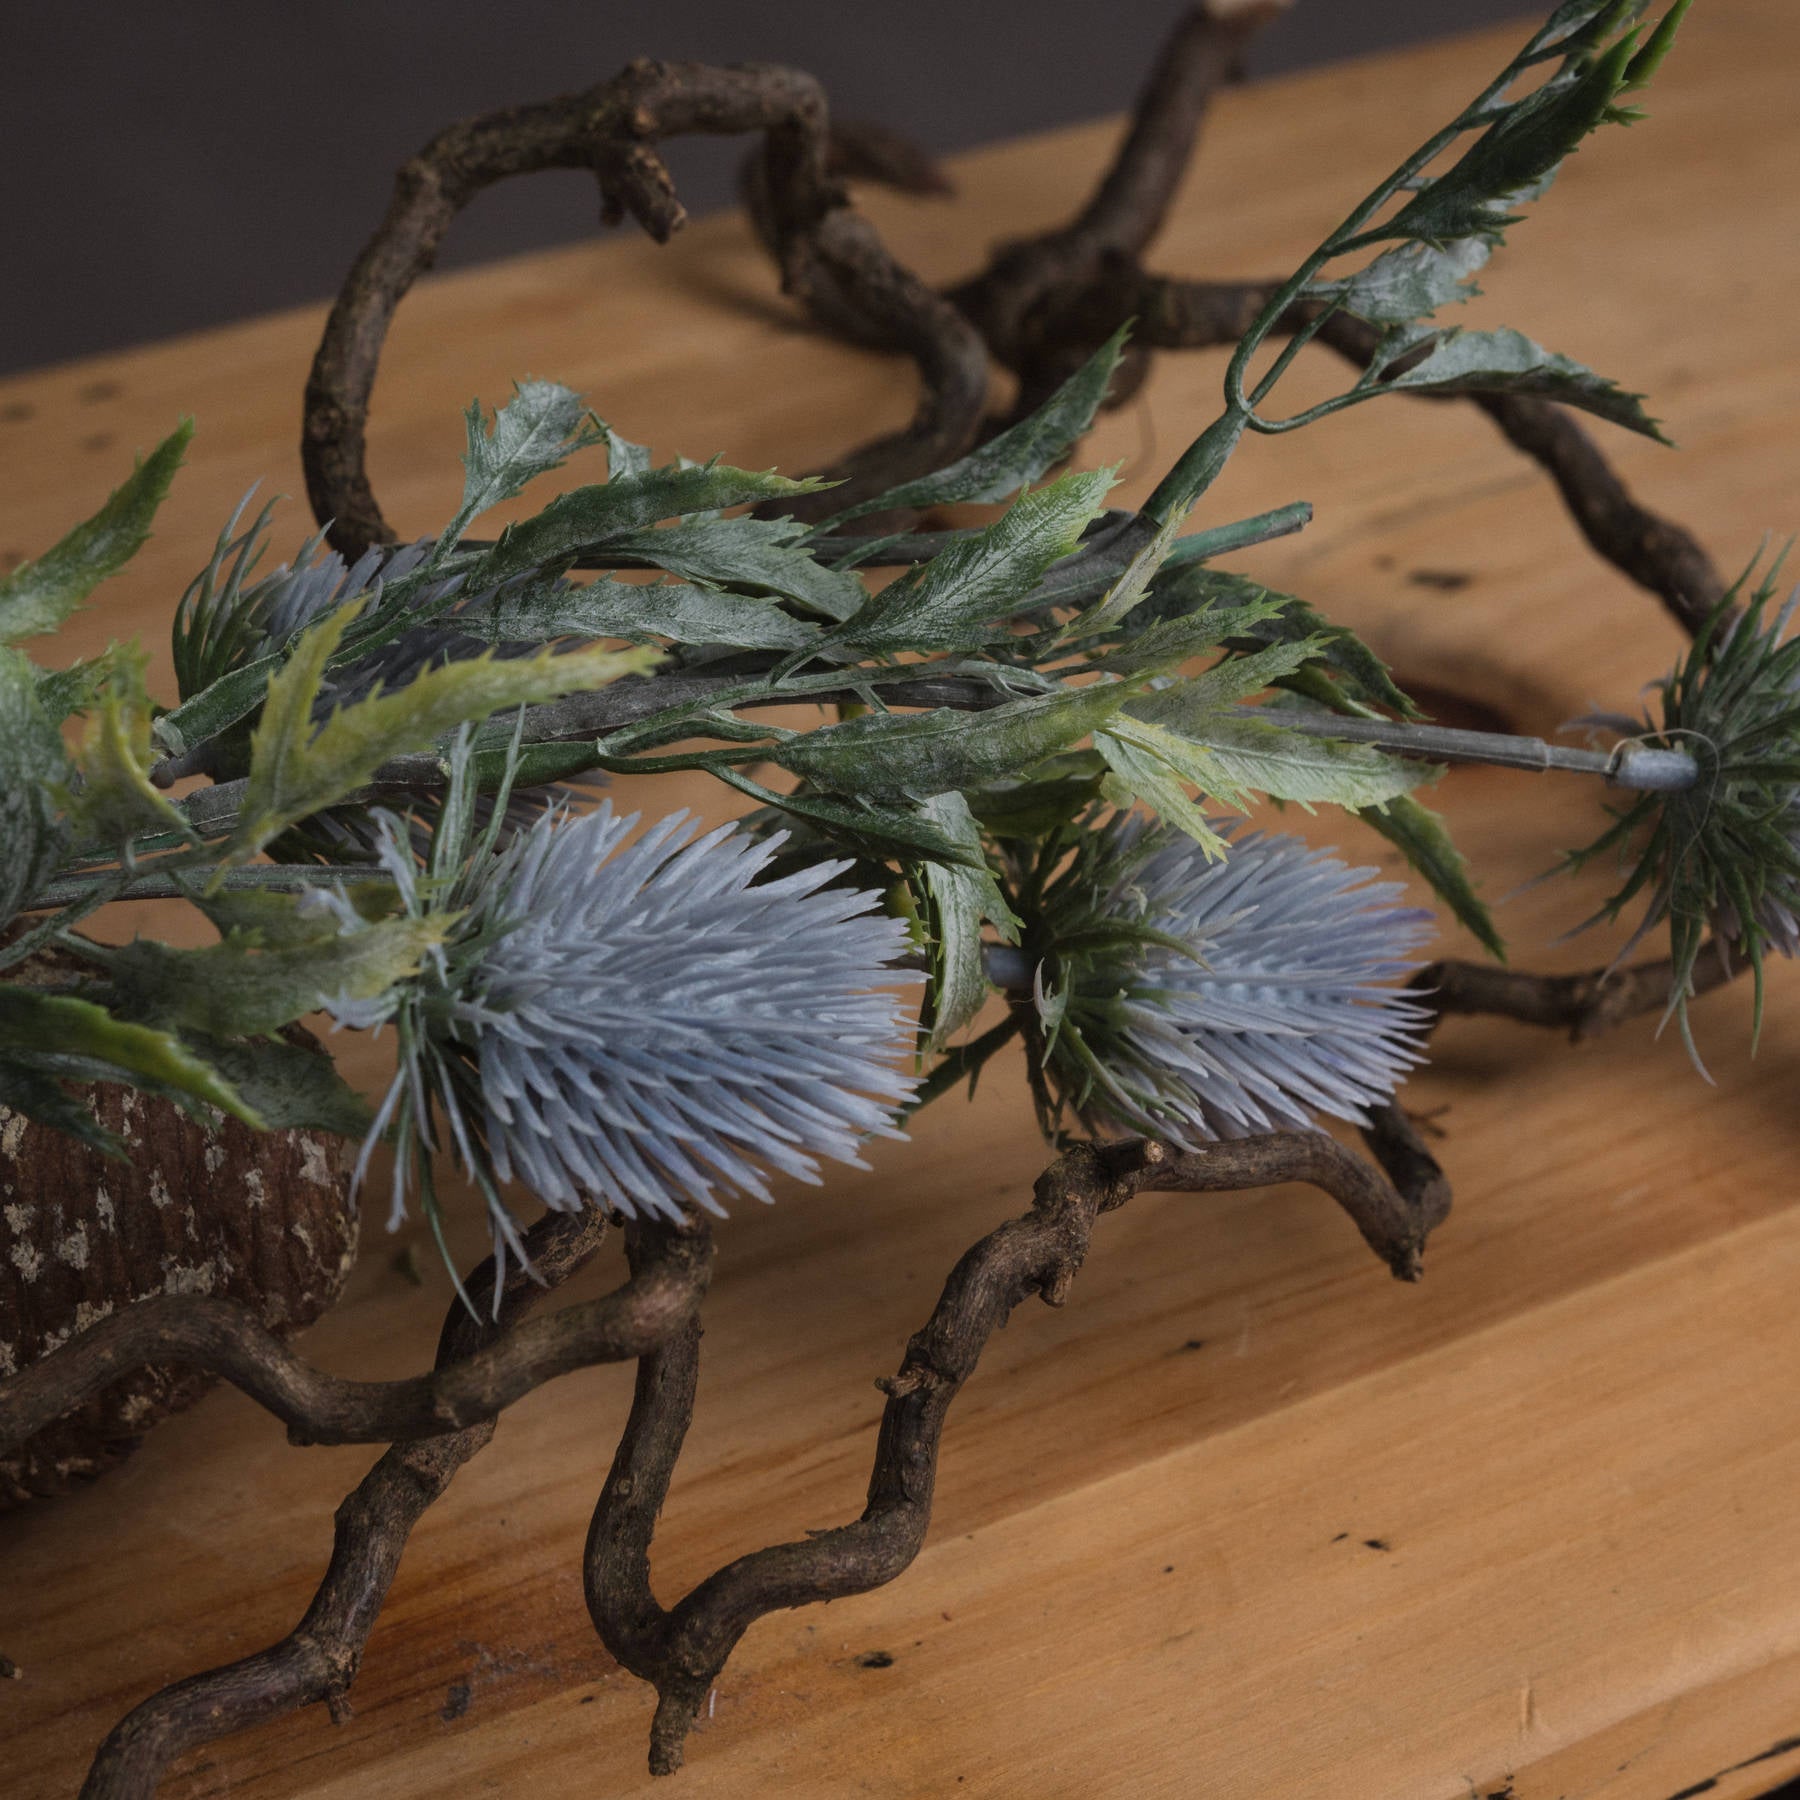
[[1276, 712, 1699, 792], [22, 863, 390, 914]]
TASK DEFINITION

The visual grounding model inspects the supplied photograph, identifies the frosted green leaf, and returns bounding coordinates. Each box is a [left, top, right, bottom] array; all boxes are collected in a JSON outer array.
[[1357, 793, 1505, 959], [1379, 327, 1665, 439], [1154, 710, 1429, 810], [228, 599, 655, 864], [0, 648, 69, 926], [603, 517, 868, 621], [470, 575, 818, 652], [96, 912, 450, 1040], [774, 681, 1137, 803], [1094, 719, 1233, 860], [824, 327, 1130, 525], [1310, 237, 1492, 327], [838, 468, 1115, 654], [443, 381, 605, 550], [466, 463, 833, 587], [0, 421, 190, 643], [917, 792, 1020, 1050], [0, 986, 258, 1129], [63, 643, 189, 848], [187, 1034, 374, 1136]]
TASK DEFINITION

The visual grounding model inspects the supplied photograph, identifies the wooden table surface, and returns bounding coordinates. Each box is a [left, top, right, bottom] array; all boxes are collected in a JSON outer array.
[[5, 7, 1800, 1796]]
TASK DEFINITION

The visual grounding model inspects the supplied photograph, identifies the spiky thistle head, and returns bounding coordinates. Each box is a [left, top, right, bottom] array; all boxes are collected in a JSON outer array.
[[1021, 816, 1433, 1145], [324, 739, 920, 1291], [173, 499, 498, 705], [172, 496, 600, 860], [1569, 549, 1800, 1049]]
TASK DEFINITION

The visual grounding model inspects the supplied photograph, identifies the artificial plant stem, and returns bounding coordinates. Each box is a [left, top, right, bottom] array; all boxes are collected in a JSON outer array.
[[1276, 712, 1700, 791], [1143, 27, 1544, 526], [23, 863, 388, 913]]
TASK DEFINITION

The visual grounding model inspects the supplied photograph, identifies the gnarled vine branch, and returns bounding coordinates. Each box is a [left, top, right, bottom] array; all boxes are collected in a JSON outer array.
[[305, 60, 986, 554], [1419, 937, 1736, 1044], [0, 1216, 706, 1455], [585, 1122, 1445, 1774], [78, 1207, 620, 1800], [301, 0, 1724, 647]]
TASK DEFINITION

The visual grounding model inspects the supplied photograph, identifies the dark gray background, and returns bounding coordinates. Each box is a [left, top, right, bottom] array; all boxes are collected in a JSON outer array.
[[3, 2, 1529, 376]]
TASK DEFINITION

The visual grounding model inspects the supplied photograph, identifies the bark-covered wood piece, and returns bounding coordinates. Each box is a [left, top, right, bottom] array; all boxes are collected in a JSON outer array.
[[0, 1086, 355, 1509]]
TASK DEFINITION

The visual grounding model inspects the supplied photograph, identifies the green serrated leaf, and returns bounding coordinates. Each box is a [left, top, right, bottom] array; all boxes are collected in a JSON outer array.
[[838, 467, 1116, 655], [186, 1033, 374, 1137], [1066, 505, 1187, 641], [36, 650, 134, 723], [1094, 719, 1234, 858], [1357, 792, 1504, 959], [95, 909, 448, 1040], [466, 462, 833, 587], [603, 517, 868, 621], [0, 647, 70, 928], [713, 770, 988, 871], [966, 753, 1108, 840], [443, 380, 606, 550], [1088, 595, 1296, 678], [916, 792, 1020, 1051], [1310, 236, 1492, 327], [1132, 708, 1430, 811], [1175, 636, 1339, 710], [469, 574, 818, 652], [0, 985, 258, 1127], [824, 326, 1131, 526], [0, 421, 191, 643], [1140, 567, 1418, 717], [1381, 326, 1665, 439], [0, 1059, 125, 1156], [603, 423, 653, 481], [62, 642, 190, 847], [197, 881, 397, 947], [773, 680, 1137, 803], [228, 601, 655, 863], [1385, 31, 1641, 246]]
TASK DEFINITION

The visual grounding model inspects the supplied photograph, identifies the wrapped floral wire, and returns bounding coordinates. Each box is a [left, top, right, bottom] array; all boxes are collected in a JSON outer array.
[[1013, 817, 1434, 1145], [1570, 553, 1800, 1049], [323, 737, 921, 1291]]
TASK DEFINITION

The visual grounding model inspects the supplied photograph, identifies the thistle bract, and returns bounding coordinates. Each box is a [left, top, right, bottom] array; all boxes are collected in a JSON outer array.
[[1570, 562, 1800, 1043], [1032, 819, 1433, 1144], [405, 803, 921, 1227]]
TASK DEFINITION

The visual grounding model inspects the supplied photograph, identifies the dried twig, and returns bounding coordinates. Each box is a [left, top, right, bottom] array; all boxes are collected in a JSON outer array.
[[0, 1223, 705, 1455], [585, 1125, 1444, 1775], [305, 60, 986, 555], [301, 0, 1724, 650], [1418, 938, 1736, 1044], [77, 1209, 616, 1800], [945, 1, 1284, 411]]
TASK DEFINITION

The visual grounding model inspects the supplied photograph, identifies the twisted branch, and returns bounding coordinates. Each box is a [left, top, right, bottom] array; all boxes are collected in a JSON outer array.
[[1419, 937, 1736, 1043], [585, 1123, 1445, 1775], [305, 60, 986, 555], [301, 0, 1723, 651], [77, 1208, 617, 1800], [0, 1220, 706, 1455]]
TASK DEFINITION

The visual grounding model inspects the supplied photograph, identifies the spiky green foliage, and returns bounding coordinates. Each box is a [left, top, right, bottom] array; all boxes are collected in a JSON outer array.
[[1568, 554, 1800, 1049]]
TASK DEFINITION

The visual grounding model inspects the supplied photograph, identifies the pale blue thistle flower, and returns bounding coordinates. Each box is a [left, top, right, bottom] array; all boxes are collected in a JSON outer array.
[[452, 804, 921, 1219], [326, 756, 920, 1288], [1030, 818, 1433, 1145]]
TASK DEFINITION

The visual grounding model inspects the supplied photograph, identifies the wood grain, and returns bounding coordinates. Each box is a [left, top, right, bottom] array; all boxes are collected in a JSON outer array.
[[3, 6, 1799, 1796]]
